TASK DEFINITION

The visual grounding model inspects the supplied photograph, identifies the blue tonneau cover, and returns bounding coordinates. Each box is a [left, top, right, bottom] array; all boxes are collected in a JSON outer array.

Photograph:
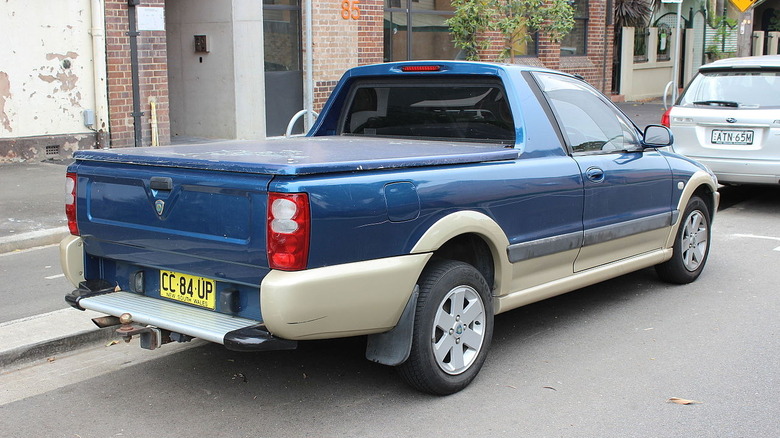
[[73, 136, 519, 176]]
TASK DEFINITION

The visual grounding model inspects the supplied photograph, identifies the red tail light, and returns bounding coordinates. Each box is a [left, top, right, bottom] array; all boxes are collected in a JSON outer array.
[[267, 192, 310, 271], [661, 108, 672, 128], [65, 172, 79, 236]]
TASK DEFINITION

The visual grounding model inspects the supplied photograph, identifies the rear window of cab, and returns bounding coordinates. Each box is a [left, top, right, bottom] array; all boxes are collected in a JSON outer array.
[[338, 78, 516, 145]]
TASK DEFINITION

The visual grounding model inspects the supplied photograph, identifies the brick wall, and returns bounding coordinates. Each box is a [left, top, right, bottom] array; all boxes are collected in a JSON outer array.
[[478, 0, 614, 94], [310, 0, 384, 110], [105, 0, 170, 148]]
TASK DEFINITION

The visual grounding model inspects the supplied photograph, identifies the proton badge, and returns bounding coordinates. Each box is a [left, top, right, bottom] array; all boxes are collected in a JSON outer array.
[[726, 118, 737, 123], [155, 199, 165, 216]]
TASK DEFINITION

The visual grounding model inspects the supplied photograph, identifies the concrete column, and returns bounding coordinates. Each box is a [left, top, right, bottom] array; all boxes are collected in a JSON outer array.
[[232, 0, 265, 139], [768, 32, 780, 55], [684, 30, 696, 84], [648, 28, 658, 64], [619, 27, 635, 97], [752, 31, 765, 56]]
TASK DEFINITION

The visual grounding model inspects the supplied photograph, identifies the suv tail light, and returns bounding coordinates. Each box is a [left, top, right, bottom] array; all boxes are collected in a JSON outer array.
[[267, 192, 310, 271], [661, 107, 672, 128], [66, 172, 79, 236]]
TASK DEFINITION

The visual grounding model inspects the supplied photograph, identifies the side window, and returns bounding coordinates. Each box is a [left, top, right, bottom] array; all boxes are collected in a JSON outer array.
[[534, 73, 638, 154]]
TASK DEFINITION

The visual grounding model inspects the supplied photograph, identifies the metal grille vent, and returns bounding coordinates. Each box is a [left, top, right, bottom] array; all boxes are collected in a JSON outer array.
[[45, 145, 60, 156]]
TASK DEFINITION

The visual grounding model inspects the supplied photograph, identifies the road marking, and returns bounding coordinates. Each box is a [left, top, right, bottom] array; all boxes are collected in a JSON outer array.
[[732, 233, 780, 242], [731, 234, 780, 252], [44, 273, 65, 280]]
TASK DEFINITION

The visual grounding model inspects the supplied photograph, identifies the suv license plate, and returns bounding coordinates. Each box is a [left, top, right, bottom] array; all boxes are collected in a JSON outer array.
[[711, 129, 754, 145], [160, 270, 216, 309]]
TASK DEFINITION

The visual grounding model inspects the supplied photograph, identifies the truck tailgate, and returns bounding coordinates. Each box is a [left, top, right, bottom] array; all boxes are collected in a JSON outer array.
[[74, 160, 272, 286]]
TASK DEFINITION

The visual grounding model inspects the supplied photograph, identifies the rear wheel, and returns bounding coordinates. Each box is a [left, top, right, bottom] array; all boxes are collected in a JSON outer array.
[[656, 195, 711, 284], [398, 260, 493, 395]]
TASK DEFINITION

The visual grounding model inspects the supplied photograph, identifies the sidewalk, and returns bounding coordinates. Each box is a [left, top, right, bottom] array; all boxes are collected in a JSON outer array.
[[0, 160, 102, 370], [0, 161, 70, 253], [616, 99, 666, 128]]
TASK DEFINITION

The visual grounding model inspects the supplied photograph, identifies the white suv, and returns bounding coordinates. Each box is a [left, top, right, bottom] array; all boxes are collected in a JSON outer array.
[[663, 55, 780, 185]]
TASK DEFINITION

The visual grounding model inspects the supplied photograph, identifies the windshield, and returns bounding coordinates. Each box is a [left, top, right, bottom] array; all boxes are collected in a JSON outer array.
[[679, 70, 780, 108]]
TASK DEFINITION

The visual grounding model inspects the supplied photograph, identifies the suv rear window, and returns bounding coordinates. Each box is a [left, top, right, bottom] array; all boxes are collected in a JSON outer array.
[[339, 78, 515, 144], [680, 70, 780, 108]]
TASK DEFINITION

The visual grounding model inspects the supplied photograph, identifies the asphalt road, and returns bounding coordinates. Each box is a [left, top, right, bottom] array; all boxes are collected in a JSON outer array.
[[1, 185, 778, 437], [0, 245, 72, 323]]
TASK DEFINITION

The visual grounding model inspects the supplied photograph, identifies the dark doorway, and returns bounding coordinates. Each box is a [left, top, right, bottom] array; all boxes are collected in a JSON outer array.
[[264, 0, 304, 136]]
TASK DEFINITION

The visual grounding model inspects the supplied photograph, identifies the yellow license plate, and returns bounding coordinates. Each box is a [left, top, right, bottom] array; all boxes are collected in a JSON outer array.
[[160, 270, 217, 310]]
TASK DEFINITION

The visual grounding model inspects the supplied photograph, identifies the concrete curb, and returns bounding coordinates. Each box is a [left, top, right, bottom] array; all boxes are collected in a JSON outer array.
[[0, 308, 116, 370], [0, 227, 69, 253], [0, 326, 117, 369]]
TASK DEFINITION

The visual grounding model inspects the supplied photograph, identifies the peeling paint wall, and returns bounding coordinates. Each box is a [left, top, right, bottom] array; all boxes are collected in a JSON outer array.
[[0, 0, 97, 143]]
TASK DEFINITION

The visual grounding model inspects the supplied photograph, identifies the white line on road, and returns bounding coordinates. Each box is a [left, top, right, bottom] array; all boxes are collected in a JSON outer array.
[[44, 273, 65, 280], [732, 233, 780, 242]]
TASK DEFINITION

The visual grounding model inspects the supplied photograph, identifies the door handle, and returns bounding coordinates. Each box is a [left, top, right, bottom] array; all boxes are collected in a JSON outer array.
[[585, 167, 605, 183]]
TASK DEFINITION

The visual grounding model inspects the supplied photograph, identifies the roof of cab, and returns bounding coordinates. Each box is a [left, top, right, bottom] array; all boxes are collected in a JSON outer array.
[[345, 60, 564, 78], [699, 54, 780, 71]]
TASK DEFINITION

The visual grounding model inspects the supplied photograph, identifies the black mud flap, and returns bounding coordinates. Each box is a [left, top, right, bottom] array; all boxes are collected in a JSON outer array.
[[365, 286, 419, 366]]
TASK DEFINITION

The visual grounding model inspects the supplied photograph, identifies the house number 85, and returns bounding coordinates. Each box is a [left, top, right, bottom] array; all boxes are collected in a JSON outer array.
[[341, 0, 360, 20]]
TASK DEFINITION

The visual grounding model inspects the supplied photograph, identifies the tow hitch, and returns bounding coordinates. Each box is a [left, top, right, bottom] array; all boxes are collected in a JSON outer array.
[[113, 313, 191, 350]]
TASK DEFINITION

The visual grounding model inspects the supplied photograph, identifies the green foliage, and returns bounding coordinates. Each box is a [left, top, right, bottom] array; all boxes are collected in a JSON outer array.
[[706, 14, 737, 60], [445, 0, 494, 61], [614, 0, 652, 29], [447, 0, 575, 61], [768, 10, 780, 32], [494, 0, 575, 60]]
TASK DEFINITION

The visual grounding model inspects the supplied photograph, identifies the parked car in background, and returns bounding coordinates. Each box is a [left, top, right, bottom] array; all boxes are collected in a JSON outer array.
[[663, 55, 780, 185]]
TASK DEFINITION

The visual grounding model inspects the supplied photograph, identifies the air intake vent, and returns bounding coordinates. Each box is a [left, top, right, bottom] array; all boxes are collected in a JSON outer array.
[[45, 145, 60, 156]]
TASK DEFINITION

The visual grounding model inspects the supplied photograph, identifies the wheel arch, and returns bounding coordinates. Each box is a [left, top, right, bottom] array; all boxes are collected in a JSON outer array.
[[410, 211, 512, 296], [665, 170, 719, 248]]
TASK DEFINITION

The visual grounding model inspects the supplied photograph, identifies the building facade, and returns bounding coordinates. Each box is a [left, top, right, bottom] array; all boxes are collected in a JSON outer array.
[[1, 0, 614, 161]]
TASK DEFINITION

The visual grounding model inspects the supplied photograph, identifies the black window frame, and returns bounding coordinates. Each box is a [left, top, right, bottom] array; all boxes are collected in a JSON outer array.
[[383, 0, 457, 62], [560, 0, 589, 57]]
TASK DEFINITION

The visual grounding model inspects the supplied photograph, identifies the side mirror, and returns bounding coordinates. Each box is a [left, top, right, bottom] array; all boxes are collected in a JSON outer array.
[[642, 125, 673, 147]]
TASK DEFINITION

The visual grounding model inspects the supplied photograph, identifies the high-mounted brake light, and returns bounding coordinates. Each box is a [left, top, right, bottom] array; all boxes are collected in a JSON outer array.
[[65, 172, 79, 236], [400, 65, 441, 72], [267, 192, 310, 271], [661, 107, 672, 128]]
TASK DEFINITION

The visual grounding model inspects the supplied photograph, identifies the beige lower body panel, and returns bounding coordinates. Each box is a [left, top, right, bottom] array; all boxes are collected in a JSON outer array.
[[574, 227, 671, 272], [261, 253, 432, 340], [496, 248, 672, 314], [60, 235, 85, 287], [506, 249, 580, 293]]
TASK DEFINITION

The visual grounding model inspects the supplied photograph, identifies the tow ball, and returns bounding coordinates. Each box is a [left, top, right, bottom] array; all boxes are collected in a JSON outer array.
[[114, 313, 170, 350]]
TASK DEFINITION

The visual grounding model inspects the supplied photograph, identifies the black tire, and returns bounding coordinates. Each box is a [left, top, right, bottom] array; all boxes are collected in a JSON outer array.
[[398, 260, 494, 395], [655, 195, 711, 284]]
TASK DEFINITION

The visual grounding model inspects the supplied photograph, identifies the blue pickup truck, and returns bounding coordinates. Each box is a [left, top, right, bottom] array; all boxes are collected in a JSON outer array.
[[62, 61, 718, 395]]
